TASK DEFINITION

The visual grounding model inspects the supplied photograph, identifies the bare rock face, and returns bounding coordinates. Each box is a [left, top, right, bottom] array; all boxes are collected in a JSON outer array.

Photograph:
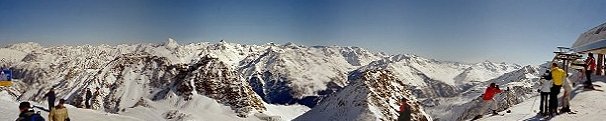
[[163, 110, 189, 121], [172, 55, 266, 116], [94, 53, 266, 116]]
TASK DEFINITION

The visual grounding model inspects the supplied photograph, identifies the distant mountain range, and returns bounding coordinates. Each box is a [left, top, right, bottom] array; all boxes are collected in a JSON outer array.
[[0, 39, 534, 121]]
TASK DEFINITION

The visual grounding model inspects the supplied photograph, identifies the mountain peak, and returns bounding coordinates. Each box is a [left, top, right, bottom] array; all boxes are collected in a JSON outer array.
[[283, 42, 301, 49], [7, 42, 44, 52], [164, 38, 179, 49]]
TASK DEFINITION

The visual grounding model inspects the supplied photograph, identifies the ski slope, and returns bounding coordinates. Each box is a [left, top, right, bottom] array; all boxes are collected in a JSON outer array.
[[479, 80, 606, 121], [0, 91, 141, 121], [1, 90, 269, 121], [0, 48, 27, 62]]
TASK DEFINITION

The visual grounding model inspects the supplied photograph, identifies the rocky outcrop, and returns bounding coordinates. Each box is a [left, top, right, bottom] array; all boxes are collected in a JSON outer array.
[[172, 55, 266, 116], [295, 70, 431, 121]]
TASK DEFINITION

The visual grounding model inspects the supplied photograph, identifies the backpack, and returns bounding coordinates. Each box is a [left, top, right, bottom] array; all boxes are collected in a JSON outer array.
[[29, 112, 45, 121]]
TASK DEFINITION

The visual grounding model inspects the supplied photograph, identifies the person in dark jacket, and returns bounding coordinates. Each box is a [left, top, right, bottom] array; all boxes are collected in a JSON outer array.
[[85, 88, 92, 109], [397, 98, 411, 121], [17, 102, 44, 121], [45, 88, 56, 111]]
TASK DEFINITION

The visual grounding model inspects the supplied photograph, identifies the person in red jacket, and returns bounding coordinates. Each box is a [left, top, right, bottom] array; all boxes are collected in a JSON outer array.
[[476, 83, 503, 118], [584, 53, 596, 89], [398, 98, 411, 121]]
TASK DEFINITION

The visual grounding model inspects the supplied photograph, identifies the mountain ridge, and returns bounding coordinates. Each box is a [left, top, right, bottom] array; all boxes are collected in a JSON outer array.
[[0, 39, 530, 120]]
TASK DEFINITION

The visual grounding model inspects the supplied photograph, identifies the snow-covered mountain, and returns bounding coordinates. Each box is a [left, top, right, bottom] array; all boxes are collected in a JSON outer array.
[[238, 43, 385, 107], [0, 39, 529, 120], [424, 65, 540, 121], [478, 79, 606, 121], [1, 40, 280, 120], [454, 61, 522, 90], [295, 70, 431, 121]]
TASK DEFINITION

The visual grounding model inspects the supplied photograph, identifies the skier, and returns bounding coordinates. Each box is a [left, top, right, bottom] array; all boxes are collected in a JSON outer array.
[[549, 63, 565, 116], [474, 83, 503, 119], [45, 88, 56, 111], [560, 77, 573, 113], [85, 88, 92, 109], [584, 53, 596, 89], [538, 70, 552, 116], [397, 98, 411, 121], [16, 102, 45, 121], [49, 99, 70, 121]]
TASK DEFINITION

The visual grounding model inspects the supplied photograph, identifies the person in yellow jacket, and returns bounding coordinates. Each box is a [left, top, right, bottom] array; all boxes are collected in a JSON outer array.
[[551, 63, 566, 86], [549, 63, 565, 116], [49, 99, 69, 121]]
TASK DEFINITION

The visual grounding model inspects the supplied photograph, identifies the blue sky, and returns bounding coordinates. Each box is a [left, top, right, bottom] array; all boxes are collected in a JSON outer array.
[[1, 0, 605, 65]]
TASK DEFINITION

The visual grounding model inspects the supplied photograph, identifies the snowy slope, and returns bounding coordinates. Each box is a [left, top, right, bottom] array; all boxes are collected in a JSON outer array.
[[0, 91, 264, 121], [455, 61, 522, 90], [0, 48, 27, 63], [0, 39, 533, 121], [0, 91, 142, 121], [0, 39, 384, 120], [238, 44, 385, 107], [295, 70, 431, 121], [356, 55, 520, 94], [424, 65, 540, 121], [0, 41, 279, 120], [358, 54, 469, 87], [479, 80, 606, 121]]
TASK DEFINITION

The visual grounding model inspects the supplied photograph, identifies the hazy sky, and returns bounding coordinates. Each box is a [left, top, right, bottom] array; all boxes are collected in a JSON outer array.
[[1, 0, 605, 65]]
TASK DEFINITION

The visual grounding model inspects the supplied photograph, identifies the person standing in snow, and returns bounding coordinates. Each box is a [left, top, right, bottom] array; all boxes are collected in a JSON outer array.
[[538, 71, 552, 116], [85, 88, 92, 109], [475, 83, 502, 118], [94, 87, 100, 97], [397, 98, 411, 121], [49, 99, 69, 121], [549, 63, 565, 116], [91, 87, 100, 109], [584, 53, 596, 89], [45, 88, 56, 111]]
